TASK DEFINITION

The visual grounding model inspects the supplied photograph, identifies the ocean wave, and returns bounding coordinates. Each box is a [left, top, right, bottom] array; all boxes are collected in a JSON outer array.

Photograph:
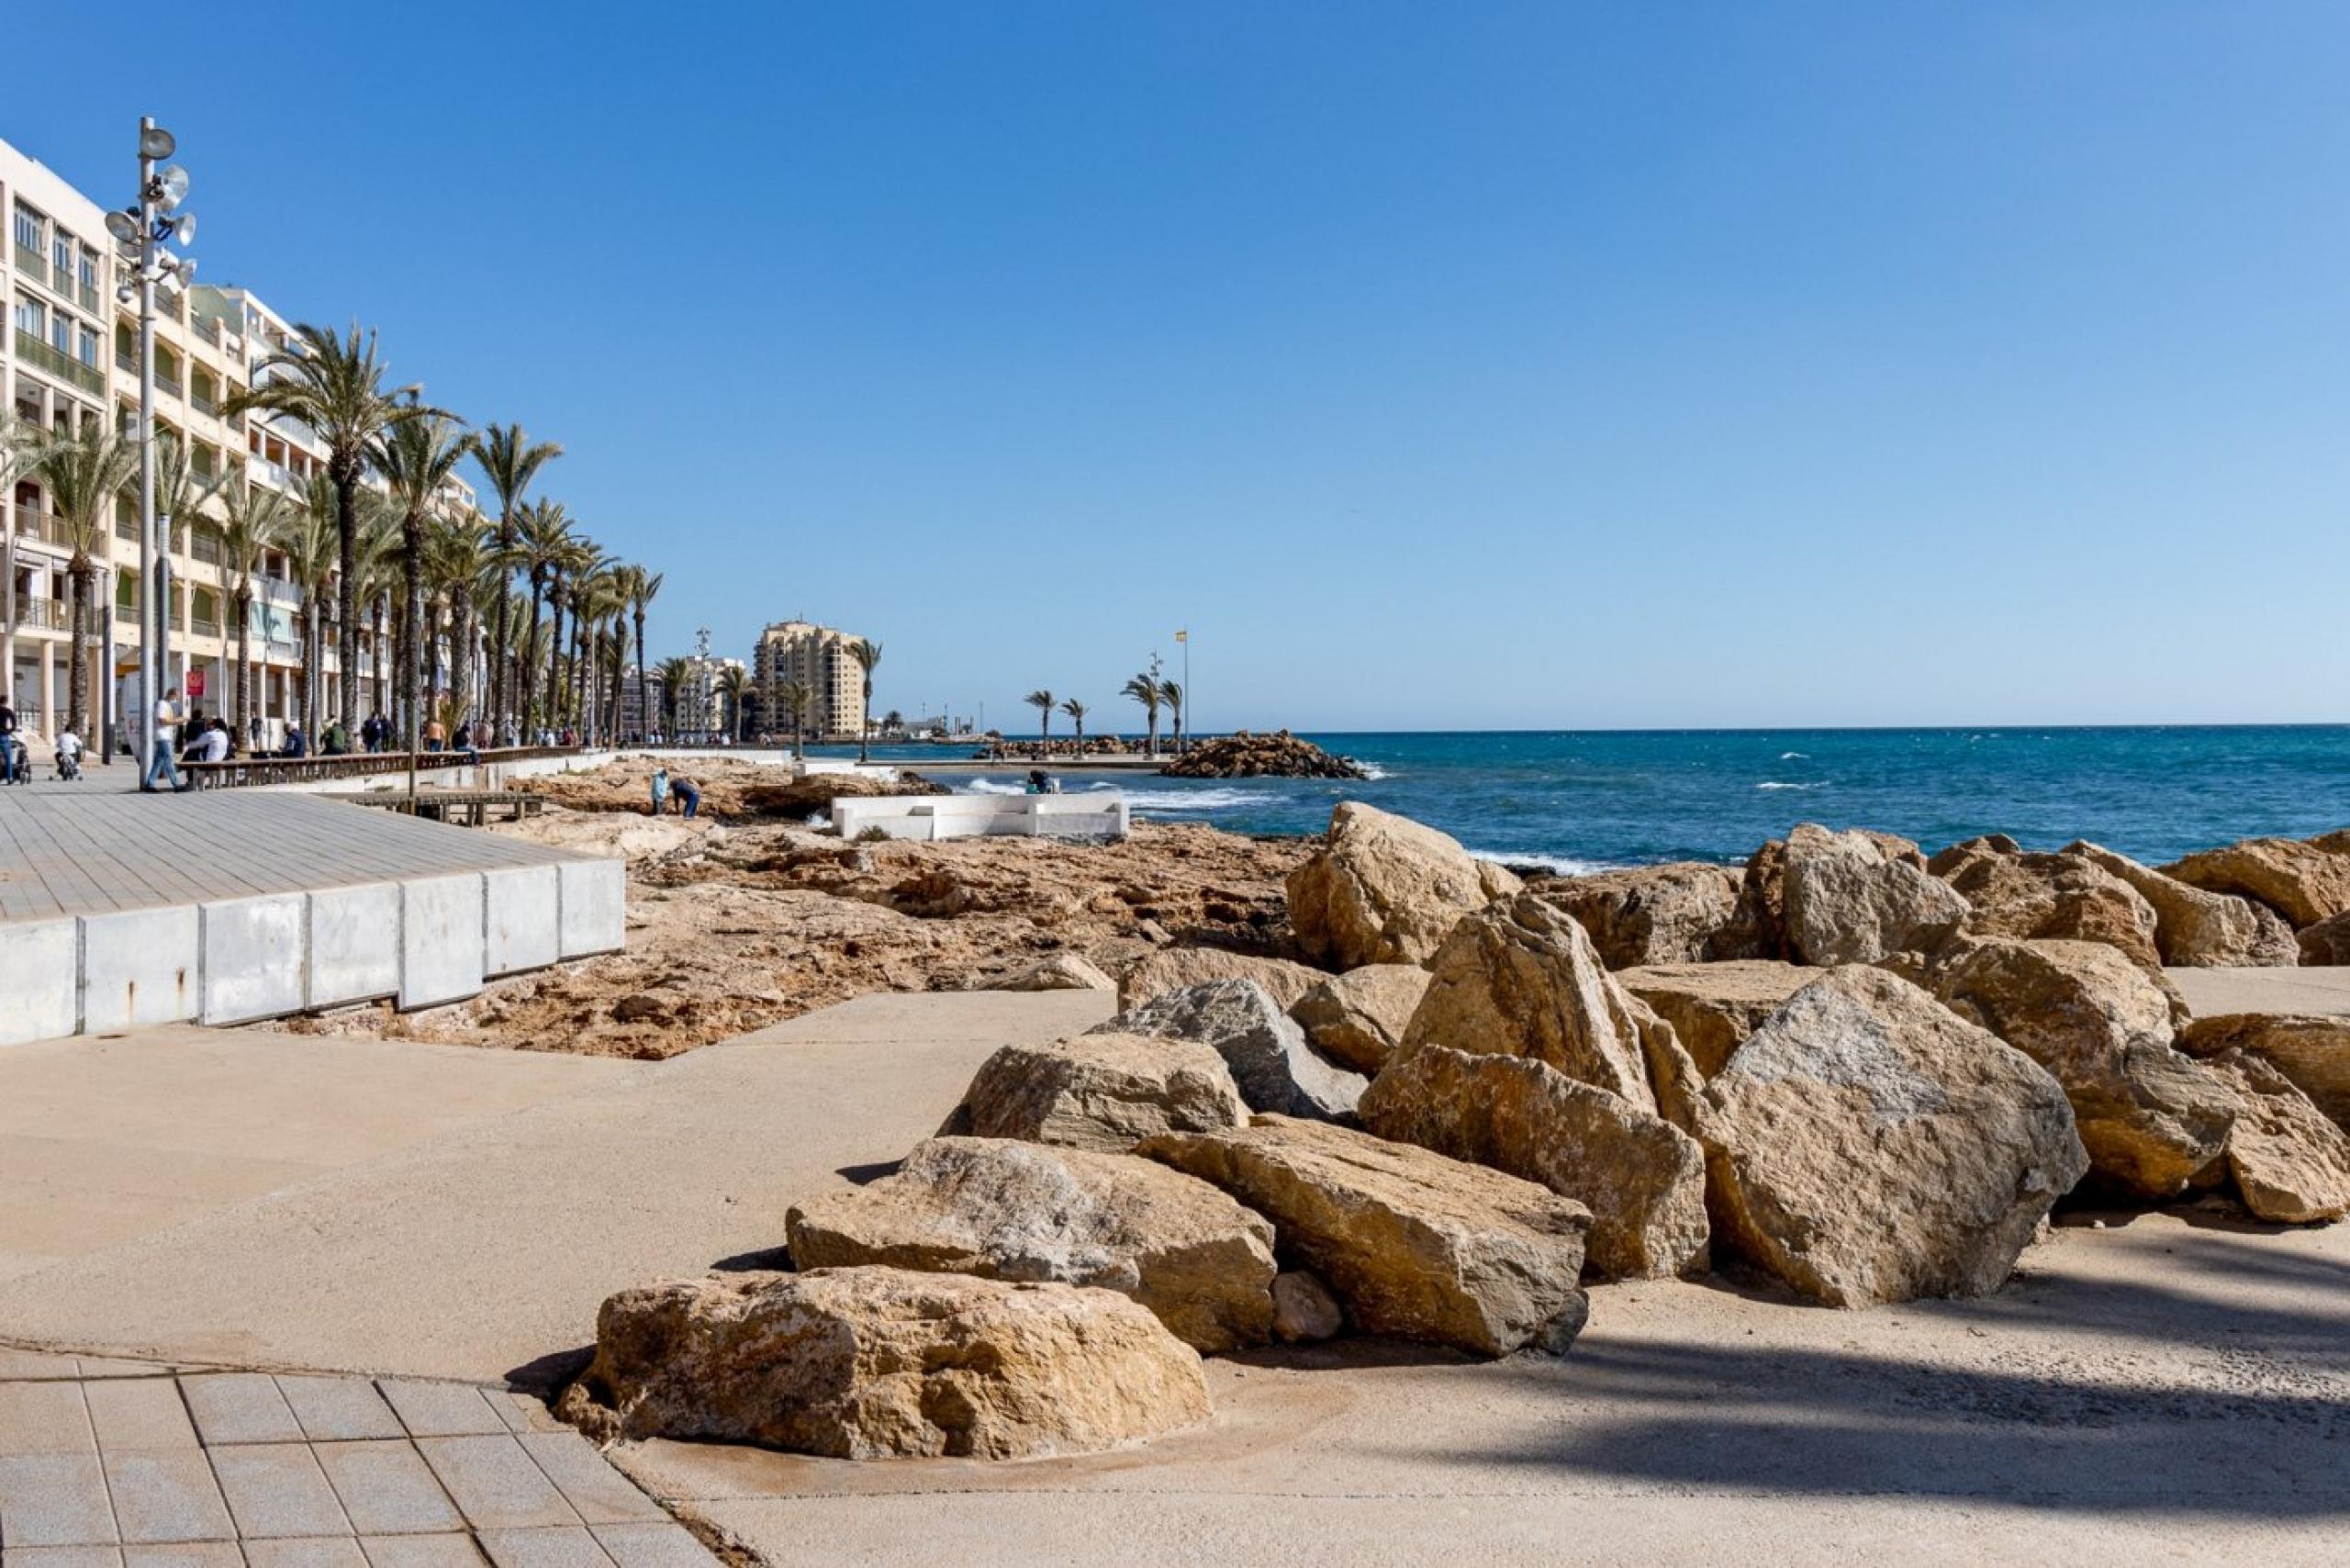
[[1756, 779, 1830, 791], [1779, 751, 1808, 760], [1130, 786, 1279, 812], [1464, 848, 1623, 877], [1354, 762, 1392, 780]]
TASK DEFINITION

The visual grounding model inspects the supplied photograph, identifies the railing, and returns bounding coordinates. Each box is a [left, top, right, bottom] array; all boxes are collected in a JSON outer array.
[[193, 530, 222, 565], [9, 503, 77, 549], [6, 599, 73, 632], [195, 316, 219, 347], [115, 514, 140, 543], [13, 242, 43, 281], [192, 388, 217, 415], [114, 600, 136, 623], [14, 330, 105, 397], [192, 615, 221, 638], [184, 744, 586, 791], [158, 370, 183, 399]]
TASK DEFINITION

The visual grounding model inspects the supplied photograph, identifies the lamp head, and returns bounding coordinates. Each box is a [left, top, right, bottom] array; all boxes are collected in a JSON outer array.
[[140, 126, 176, 161], [106, 210, 139, 243], [156, 165, 190, 209], [173, 212, 196, 245]]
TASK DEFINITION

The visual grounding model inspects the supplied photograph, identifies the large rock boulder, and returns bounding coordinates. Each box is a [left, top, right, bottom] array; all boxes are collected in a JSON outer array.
[[939, 1032, 1248, 1152], [2062, 841, 2299, 968], [1926, 938, 2236, 1196], [1360, 1045, 1707, 1280], [558, 1267, 1209, 1459], [1928, 840, 2163, 969], [1138, 1115, 1591, 1356], [2297, 911, 2350, 966], [2199, 1053, 2350, 1223], [1782, 823, 1971, 966], [1288, 964, 1431, 1074], [1000, 953, 1117, 992], [787, 1138, 1276, 1353], [1401, 892, 1660, 1113], [1285, 802, 1523, 969], [1617, 960, 1812, 1078], [1117, 948, 1326, 1012], [1095, 980, 1367, 1120], [2178, 1014, 2350, 1128], [1699, 968, 2087, 1307], [2161, 838, 2350, 930], [1530, 863, 1742, 969], [1711, 838, 1792, 960]]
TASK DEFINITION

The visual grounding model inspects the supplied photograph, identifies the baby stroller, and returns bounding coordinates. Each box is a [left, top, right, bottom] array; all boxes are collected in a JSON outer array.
[[4, 736, 28, 785]]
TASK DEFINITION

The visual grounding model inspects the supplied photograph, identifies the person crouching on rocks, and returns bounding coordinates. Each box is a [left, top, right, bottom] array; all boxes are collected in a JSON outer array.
[[669, 773, 701, 819]]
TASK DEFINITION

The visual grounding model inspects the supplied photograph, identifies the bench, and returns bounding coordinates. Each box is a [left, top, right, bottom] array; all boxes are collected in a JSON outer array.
[[832, 792, 1129, 842]]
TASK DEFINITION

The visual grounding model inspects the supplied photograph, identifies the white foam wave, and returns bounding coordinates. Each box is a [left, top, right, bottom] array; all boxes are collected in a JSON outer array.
[[1779, 751, 1808, 760], [1464, 848, 1622, 877], [1756, 779, 1830, 791], [1130, 786, 1279, 812], [957, 778, 1028, 796], [1354, 762, 1391, 780]]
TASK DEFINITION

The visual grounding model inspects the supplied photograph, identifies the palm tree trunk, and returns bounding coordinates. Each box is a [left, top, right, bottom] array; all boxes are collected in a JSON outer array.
[[66, 559, 91, 738], [546, 588, 567, 734], [489, 520, 513, 727], [333, 468, 360, 735], [633, 612, 648, 742], [402, 521, 424, 791], [235, 585, 252, 743], [521, 576, 544, 734]]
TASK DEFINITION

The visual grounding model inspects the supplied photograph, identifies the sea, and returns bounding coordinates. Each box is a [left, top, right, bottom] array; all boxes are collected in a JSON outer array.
[[820, 727, 2350, 874]]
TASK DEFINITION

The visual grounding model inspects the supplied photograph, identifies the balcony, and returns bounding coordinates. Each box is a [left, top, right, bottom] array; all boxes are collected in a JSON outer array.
[[9, 503, 77, 550], [195, 316, 220, 347], [158, 369, 184, 400], [193, 615, 220, 638], [15, 331, 105, 398], [115, 600, 137, 624], [14, 242, 44, 281], [20, 599, 73, 632], [192, 387, 217, 416]]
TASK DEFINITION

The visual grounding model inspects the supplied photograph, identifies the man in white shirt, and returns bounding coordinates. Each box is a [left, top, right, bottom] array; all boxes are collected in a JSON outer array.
[[142, 687, 188, 793], [200, 721, 229, 764]]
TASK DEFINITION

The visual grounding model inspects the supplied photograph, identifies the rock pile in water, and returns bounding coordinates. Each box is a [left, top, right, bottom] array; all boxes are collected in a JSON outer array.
[[562, 800, 2350, 1462], [1158, 730, 1369, 779]]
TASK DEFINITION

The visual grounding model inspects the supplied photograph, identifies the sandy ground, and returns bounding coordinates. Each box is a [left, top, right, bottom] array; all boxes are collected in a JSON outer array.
[[614, 1204, 2350, 1564], [279, 766, 1307, 1058]]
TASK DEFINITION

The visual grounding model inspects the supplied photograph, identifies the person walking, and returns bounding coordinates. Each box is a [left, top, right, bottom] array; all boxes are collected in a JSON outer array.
[[649, 766, 670, 817], [422, 715, 447, 753], [0, 693, 17, 785], [142, 687, 189, 793]]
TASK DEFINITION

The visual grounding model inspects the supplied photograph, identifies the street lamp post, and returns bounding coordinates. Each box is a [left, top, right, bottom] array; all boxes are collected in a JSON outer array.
[[108, 118, 196, 775]]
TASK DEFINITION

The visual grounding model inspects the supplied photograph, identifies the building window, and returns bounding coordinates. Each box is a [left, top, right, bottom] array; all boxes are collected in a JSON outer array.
[[52, 232, 73, 282], [76, 325, 97, 367], [79, 248, 97, 296], [13, 296, 42, 338], [51, 310, 73, 356], [12, 205, 42, 253]]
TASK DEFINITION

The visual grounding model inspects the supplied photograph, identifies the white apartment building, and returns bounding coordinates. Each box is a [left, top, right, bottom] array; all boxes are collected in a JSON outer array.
[[5, 134, 476, 749], [753, 620, 868, 741]]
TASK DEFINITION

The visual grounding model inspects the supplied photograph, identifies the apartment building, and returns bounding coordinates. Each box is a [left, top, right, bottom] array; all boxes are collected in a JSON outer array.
[[5, 134, 476, 748], [752, 620, 868, 741]]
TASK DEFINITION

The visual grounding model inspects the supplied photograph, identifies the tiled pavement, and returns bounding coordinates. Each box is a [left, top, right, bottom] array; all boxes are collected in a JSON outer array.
[[0, 1352, 720, 1568]]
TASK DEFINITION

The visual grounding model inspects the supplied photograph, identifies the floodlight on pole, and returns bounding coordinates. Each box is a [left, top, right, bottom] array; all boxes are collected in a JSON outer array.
[[156, 165, 189, 208], [139, 126, 175, 160]]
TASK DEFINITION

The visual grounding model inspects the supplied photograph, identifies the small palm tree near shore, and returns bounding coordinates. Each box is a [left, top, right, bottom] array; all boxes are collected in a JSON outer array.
[[1060, 697, 1088, 756], [1122, 668, 1162, 758], [1025, 689, 1056, 758], [20, 427, 139, 738], [471, 423, 563, 731], [849, 637, 882, 762], [1158, 677, 1183, 755], [777, 678, 811, 758], [718, 664, 750, 741]]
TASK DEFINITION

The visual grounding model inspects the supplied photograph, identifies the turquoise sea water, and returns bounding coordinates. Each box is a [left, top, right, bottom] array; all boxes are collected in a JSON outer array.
[[827, 727, 2350, 872]]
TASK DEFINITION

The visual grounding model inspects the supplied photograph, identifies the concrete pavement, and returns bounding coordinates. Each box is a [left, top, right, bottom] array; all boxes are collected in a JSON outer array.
[[2168, 964, 2350, 1018], [0, 991, 1113, 1382]]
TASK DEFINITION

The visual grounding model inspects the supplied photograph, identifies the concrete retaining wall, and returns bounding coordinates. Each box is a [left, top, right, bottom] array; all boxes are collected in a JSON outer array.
[[832, 793, 1130, 842], [1, 857, 626, 1046]]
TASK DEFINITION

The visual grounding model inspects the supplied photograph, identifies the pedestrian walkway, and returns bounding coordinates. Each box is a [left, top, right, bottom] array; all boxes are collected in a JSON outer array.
[[2167, 964, 2350, 1018], [0, 1351, 717, 1565], [0, 790, 623, 1043]]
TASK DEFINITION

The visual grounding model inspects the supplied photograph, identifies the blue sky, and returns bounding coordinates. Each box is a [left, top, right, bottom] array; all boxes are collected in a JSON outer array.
[[17, 3, 2350, 730]]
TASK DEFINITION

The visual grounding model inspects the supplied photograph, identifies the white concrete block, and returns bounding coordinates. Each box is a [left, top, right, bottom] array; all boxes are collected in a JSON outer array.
[[81, 905, 200, 1031], [0, 918, 81, 1044], [200, 893, 307, 1025], [557, 858, 626, 958], [400, 873, 487, 1009], [308, 881, 401, 1007], [484, 864, 561, 976]]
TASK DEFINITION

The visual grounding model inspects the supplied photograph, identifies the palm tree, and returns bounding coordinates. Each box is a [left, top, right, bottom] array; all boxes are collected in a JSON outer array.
[[217, 481, 292, 748], [426, 513, 493, 724], [355, 501, 398, 728], [574, 567, 624, 745], [775, 677, 811, 759], [1122, 669, 1163, 759], [225, 322, 446, 736], [848, 637, 882, 762], [1060, 697, 1088, 756], [625, 567, 662, 743], [655, 655, 692, 737], [564, 551, 616, 740], [718, 664, 750, 741], [1024, 689, 1056, 759], [280, 478, 342, 738], [20, 428, 138, 738], [515, 499, 574, 734], [374, 413, 474, 764], [1158, 677, 1184, 755], [469, 423, 562, 730]]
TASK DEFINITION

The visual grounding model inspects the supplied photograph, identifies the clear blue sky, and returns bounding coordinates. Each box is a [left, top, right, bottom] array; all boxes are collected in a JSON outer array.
[[17, 3, 2350, 731]]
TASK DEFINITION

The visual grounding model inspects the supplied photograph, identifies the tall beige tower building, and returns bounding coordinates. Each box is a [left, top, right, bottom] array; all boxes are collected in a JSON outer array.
[[753, 620, 868, 741]]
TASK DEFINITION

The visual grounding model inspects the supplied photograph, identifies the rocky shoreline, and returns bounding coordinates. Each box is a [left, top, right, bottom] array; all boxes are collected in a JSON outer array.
[[550, 794, 2350, 1463]]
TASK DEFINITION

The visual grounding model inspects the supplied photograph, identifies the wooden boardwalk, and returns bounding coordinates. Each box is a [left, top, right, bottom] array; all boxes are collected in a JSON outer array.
[[0, 786, 586, 924]]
